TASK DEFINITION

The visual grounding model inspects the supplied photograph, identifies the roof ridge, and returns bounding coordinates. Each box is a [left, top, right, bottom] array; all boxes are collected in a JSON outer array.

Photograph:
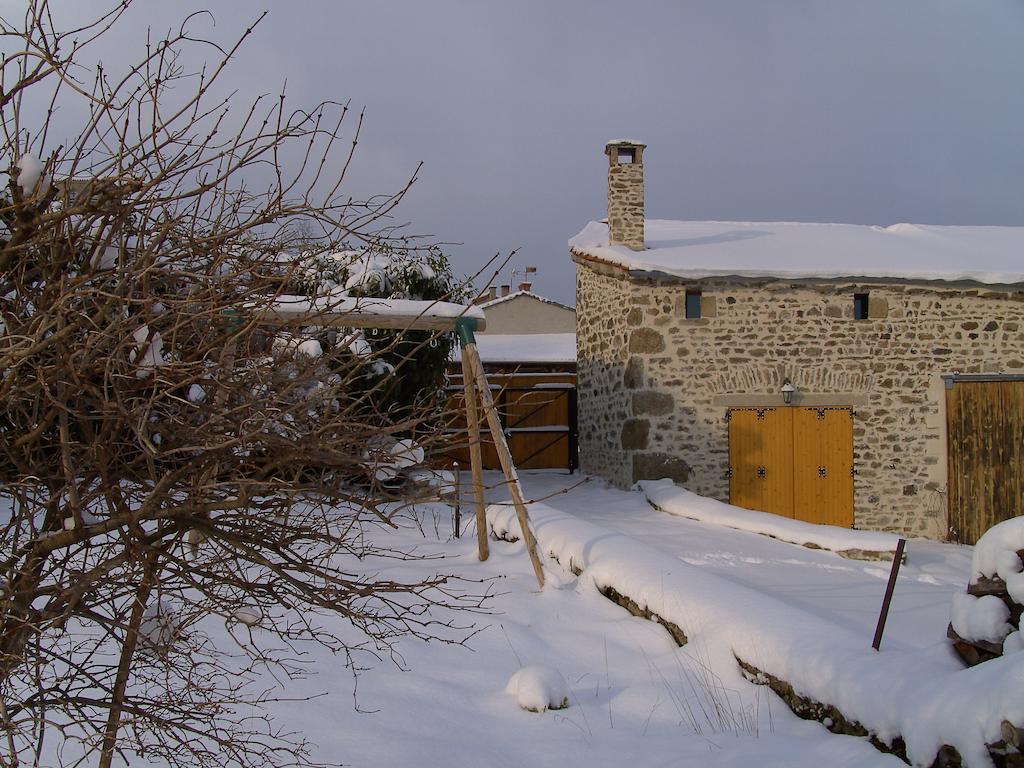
[[479, 290, 576, 311]]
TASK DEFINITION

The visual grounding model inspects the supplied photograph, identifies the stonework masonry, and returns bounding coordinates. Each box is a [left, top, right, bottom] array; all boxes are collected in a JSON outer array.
[[575, 258, 1024, 537], [607, 161, 645, 251]]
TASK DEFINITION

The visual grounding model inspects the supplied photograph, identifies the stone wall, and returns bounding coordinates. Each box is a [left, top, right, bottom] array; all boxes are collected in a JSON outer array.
[[575, 259, 1024, 537], [576, 263, 632, 485], [607, 161, 644, 251]]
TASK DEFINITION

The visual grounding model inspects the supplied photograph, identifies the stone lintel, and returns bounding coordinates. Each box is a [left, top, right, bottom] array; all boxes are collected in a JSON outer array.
[[711, 393, 870, 408]]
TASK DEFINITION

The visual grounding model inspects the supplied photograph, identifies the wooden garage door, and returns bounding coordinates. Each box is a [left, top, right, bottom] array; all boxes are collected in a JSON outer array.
[[729, 407, 853, 527], [947, 380, 1024, 545]]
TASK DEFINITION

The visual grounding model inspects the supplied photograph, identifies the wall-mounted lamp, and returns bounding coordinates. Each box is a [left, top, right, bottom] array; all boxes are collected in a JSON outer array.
[[781, 378, 796, 405]]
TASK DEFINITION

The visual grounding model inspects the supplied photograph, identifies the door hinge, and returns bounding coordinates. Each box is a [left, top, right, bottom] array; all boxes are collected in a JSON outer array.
[[818, 466, 827, 478], [756, 466, 767, 479]]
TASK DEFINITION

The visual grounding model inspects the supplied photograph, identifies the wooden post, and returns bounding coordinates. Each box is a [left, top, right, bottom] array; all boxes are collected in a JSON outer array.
[[457, 328, 489, 561], [463, 339, 545, 588]]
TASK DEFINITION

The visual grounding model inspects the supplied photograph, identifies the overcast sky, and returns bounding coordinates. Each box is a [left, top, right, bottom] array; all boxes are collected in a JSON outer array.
[[12, 1, 1024, 304]]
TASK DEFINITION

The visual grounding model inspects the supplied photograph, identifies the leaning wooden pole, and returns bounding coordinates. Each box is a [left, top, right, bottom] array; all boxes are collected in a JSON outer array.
[[457, 319, 545, 588], [459, 339, 489, 561]]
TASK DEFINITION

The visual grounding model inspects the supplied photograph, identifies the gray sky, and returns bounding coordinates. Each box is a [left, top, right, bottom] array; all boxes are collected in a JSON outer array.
[[13, 1, 1024, 304]]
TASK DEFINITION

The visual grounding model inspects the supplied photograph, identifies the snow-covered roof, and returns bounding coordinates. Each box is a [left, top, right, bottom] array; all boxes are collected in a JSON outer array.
[[469, 333, 576, 364], [478, 290, 575, 313], [569, 220, 1024, 286], [257, 293, 485, 331]]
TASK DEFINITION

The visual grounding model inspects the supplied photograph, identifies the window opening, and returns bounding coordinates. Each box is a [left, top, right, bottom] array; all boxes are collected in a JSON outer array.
[[685, 290, 702, 319], [853, 293, 869, 320], [616, 147, 636, 165]]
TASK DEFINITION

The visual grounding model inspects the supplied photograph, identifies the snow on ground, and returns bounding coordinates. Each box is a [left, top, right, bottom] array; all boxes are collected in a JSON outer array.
[[485, 482, 1023, 766], [266, 475, 908, 768], [28, 471, 994, 767]]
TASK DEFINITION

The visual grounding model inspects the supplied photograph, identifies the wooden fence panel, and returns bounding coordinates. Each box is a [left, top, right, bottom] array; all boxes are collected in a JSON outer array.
[[442, 372, 577, 471]]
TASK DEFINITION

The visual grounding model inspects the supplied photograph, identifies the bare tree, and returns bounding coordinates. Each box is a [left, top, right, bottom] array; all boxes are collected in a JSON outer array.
[[0, 3, 481, 766]]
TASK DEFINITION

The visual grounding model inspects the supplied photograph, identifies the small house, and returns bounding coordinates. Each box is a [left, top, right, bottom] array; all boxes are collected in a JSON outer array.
[[446, 287, 578, 471]]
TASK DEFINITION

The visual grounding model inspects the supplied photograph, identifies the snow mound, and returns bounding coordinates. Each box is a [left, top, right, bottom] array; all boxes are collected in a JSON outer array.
[[971, 517, 1024, 604], [950, 593, 1012, 644], [505, 665, 568, 712], [639, 479, 901, 558]]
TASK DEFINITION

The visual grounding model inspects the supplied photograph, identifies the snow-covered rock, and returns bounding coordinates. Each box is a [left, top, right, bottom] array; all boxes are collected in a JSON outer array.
[[505, 665, 569, 712], [971, 516, 1024, 603], [950, 593, 1012, 644]]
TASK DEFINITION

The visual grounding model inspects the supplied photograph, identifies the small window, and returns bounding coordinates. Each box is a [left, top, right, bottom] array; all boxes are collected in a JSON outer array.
[[685, 290, 702, 319], [853, 293, 869, 320], [617, 147, 636, 165]]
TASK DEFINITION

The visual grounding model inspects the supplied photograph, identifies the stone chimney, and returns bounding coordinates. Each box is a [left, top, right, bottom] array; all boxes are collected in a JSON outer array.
[[500, 284, 510, 297], [517, 281, 532, 292], [604, 140, 646, 251]]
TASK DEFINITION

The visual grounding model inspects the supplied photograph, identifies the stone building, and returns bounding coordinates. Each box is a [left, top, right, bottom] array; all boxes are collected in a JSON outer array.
[[570, 140, 1024, 542]]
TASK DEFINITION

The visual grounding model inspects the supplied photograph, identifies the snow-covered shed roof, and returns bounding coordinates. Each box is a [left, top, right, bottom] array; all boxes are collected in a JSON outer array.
[[478, 290, 575, 312], [569, 220, 1024, 286], [468, 333, 576, 364]]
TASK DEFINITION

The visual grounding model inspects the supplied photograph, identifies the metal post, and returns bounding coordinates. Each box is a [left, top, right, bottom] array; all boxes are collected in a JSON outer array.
[[452, 461, 461, 539], [872, 538, 906, 650]]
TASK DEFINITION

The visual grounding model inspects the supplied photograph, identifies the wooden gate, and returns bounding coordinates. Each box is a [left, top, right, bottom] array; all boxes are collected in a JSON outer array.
[[444, 373, 578, 471], [946, 378, 1024, 545], [729, 406, 853, 526]]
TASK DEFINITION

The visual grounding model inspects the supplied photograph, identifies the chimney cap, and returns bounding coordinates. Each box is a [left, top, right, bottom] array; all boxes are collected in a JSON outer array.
[[605, 139, 646, 153]]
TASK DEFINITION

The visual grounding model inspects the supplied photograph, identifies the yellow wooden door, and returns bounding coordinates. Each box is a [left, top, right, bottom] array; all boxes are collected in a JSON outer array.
[[792, 407, 853, 527], [728, 408, 795, 518]]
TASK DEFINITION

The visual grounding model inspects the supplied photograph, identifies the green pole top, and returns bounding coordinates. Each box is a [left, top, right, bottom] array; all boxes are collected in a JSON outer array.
[[222, 307, 242, 333], [455, 317, 478, 346]]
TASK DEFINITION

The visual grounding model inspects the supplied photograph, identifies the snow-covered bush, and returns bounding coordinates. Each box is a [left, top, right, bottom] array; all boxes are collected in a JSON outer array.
[[286, 243, 462, 426]]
